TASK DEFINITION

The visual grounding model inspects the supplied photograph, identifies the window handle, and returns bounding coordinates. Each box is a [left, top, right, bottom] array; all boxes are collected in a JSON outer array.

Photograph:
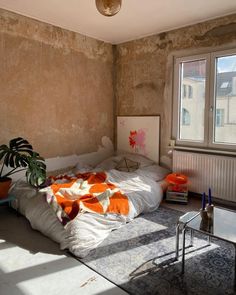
[[210, 106, 214, 112]]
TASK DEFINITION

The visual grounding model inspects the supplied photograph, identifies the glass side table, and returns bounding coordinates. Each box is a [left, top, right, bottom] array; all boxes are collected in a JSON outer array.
[[175, 211, 200, 260], [181, 206, 236, 288]]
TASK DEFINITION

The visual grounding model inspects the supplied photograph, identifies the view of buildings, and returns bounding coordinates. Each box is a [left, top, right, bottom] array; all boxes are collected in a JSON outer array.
[[179, 57, 236, 145]]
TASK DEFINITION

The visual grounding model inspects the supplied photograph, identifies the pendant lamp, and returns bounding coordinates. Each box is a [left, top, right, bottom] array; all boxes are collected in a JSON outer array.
[[95, 0, 122, 17]]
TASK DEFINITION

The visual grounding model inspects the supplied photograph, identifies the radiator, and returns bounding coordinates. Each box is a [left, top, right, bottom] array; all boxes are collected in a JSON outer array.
[[172, 150, 236, 202]]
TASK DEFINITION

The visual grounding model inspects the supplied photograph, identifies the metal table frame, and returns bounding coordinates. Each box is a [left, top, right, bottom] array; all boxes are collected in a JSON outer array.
[[175, 211, 199, 260], [176, 209, 236, 288]]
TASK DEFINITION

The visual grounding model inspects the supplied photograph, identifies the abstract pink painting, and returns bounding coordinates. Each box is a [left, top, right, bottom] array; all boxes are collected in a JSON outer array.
[[117, 116, 160, 163], [129, 129, 146, 154]]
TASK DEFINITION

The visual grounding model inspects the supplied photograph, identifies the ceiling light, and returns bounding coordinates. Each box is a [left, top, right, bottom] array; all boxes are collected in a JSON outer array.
[[95, 0, 122, 17]]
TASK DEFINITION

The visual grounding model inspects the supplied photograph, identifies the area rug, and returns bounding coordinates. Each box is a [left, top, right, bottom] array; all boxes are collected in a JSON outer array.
[[80, 207, 235, 295]]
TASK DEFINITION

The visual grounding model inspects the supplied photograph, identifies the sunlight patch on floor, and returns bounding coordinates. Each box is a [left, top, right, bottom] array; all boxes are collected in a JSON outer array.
[[0, 241, 64, 273], [0, 240, 127, 295]]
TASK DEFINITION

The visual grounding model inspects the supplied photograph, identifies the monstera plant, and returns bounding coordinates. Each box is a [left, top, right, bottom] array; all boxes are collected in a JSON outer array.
[[0, 137, 46, 198]]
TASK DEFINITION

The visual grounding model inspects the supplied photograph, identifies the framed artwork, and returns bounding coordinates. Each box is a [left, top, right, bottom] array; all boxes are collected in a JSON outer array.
[[117, 116, 160, 163]]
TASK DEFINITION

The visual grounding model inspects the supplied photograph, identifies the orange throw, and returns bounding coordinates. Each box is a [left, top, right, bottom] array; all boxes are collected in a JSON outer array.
[[44, 172, 129, 224]]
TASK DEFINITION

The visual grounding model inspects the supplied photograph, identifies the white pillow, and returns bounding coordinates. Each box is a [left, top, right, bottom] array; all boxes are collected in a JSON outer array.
[[116, 153, 154, 168], [95, 157, 119, 170], [74, 160, 94, 173], [46, 166, 74, 177], [96, 153, 155, 171], [136, 164, 170, 182], [115, 157, 140, 172]]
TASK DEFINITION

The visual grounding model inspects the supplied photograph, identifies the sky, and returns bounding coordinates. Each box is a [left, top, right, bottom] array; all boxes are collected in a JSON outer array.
[[217, 55, 236, 73]]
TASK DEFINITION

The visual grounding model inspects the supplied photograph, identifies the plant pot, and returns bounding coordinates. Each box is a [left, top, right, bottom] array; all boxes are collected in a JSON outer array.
[[0, 177, 12, 199]]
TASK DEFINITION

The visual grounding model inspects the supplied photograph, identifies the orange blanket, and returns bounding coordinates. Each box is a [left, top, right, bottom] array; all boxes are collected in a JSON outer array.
[[44, 172, 129, 224]]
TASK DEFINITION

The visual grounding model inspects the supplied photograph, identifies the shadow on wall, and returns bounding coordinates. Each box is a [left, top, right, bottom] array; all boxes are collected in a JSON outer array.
[[7, 136, 114, 182], [45, 136, 114, 173]]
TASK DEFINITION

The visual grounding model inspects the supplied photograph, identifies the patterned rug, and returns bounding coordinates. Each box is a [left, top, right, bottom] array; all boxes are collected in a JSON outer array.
[[80, 206, 235, 295]]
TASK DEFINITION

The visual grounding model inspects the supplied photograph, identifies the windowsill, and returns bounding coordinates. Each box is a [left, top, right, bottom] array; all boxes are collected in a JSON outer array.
[[170, 145, 236, 157]]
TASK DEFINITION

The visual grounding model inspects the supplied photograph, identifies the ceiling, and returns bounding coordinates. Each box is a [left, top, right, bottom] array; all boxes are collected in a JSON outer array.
[[0, 0, 236, 44]]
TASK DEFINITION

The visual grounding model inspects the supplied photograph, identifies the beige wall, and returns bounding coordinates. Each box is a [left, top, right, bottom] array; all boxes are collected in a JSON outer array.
[[115, 14, 236, 167], [1, 8, 236, 167], [0, 9, 114, 159]]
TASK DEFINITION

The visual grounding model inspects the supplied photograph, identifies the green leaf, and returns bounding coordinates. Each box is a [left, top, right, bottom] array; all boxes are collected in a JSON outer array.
[[25, 153, 46, 187], [4, 152, 11, 167], [0, 137, 46, 184], [0, 149, 7, 161]]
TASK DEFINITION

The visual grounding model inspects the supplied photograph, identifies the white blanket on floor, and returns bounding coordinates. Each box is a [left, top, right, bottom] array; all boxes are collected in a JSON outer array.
[[10, 169, 163, 258]]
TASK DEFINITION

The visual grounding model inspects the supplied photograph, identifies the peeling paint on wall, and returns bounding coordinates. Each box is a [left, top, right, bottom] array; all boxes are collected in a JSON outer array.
[[1, 8, 236, 170], [195, 22, 236, 40], [0, 9, 113, 62], [115, 13, 236, 168], [0, 9, 114, 162]]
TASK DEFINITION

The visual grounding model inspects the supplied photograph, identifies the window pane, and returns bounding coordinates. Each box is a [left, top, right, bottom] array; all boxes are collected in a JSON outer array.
[[179, 60, 206, 141], [214, 55, 236, 145]]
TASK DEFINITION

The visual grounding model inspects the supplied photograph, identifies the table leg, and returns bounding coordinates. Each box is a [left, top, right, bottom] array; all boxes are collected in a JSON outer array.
[[175, 223, 180, 260], [207, 235, 211, 246], [190, 229, 194, 247], [182, 226, 186, 274]]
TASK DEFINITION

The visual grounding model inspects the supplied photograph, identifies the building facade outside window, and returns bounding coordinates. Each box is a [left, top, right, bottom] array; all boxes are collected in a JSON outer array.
[[183, 84, 187, 98], [216, 109, 224, 127], [182, 108, 191, 126], [188, 85, 193, 98], [172, 48, 236, 150]]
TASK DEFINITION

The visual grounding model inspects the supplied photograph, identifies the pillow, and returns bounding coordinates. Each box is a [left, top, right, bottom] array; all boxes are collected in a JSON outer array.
[[116, 153, 154, 168], [115, 157, 140, 172], [74, 160, 94, 173], [95, 156, 120, 171], [47, 166, 75, 177], [136, 164, 171, 182], [95, 153, 154, 171]]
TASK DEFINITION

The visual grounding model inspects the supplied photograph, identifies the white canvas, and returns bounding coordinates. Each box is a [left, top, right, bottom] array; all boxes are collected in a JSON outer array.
[[117, 116, 160, 163]]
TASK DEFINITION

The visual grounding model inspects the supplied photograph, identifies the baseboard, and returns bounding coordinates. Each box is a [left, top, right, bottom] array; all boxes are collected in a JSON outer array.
[[189, 191, 236, 210]]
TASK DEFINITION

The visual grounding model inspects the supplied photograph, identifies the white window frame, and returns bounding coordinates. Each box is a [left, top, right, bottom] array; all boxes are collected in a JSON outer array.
[[172, 53, 210, 148], [172, 48, 236, 151]]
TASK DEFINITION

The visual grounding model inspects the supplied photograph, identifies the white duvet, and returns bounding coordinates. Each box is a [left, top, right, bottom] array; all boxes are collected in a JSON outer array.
[[10, 169, 163, 258]]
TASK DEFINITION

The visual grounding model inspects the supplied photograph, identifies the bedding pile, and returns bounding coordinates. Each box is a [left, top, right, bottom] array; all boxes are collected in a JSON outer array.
[[42, 171, 130, 224], [10, 153, 169, 257]]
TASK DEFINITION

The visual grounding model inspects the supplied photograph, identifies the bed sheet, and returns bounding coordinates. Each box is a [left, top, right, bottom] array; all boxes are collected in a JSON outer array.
[[10, 168, 163, 258]]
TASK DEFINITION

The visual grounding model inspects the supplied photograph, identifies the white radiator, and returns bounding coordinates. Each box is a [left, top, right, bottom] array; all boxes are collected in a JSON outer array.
[[172, 150, 236, 202]]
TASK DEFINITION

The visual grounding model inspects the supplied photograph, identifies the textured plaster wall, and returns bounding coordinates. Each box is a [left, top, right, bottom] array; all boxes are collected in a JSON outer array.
[[115, 14, 236, 167], [0, 9, 114, 159], [1, 9, 236, 168]]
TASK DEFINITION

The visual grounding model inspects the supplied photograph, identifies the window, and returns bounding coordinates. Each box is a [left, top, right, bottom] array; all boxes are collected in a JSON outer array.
[[182, 108, 191, 126], [183, 84, 187, 98], [215, 109, 224, 127], [188, 85, 193, 98], [173, 49, 236, 150], [220, 82, 229, 89]]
